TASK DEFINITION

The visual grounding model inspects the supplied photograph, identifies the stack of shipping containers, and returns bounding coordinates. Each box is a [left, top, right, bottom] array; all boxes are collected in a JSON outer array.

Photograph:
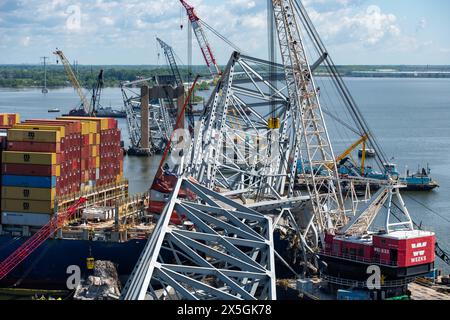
[[0, 114, 21, 224], [0, 116, 123, 228]]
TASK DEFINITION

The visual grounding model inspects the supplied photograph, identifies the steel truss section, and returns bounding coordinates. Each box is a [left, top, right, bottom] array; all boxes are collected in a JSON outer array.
[[120, 177, 276, 300], [184, 52, 301, 202]]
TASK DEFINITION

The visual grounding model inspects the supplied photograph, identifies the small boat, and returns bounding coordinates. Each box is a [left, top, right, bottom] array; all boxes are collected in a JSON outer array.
[[400, 166, 439, 191], [358, 148, 376, 158], [48, 108, 60, 113]]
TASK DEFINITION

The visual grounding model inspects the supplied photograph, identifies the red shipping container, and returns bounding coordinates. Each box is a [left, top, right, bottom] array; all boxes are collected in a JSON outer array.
[[81, 146, 90, 159], [82, 134, 90, 146], [7, 141, 61, 153], [2, 163, 58, 176]]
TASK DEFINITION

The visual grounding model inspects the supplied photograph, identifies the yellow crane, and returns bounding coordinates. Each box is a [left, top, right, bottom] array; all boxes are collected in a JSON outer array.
[[336, 133, 369, 174], [53, 48, 92, 115]]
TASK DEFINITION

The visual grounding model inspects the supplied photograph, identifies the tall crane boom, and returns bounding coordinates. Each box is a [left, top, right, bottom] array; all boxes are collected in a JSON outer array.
[[271, 0, 347, 235], [156, 38, 183, 86], [179, 0, 220, 77], [0, 197, 86, 281], [53, 49, 92, 115]]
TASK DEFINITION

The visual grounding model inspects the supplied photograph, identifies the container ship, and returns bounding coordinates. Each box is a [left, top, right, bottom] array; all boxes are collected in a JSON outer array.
[[0, 113, 151, 289]]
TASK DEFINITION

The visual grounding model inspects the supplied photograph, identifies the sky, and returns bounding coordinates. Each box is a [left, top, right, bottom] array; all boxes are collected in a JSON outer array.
[[0, 0, 449, 65]]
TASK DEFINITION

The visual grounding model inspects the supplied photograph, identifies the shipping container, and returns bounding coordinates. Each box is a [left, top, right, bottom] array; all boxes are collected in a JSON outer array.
[[0, 114, 20, 126], [7, 141, 61, 153], [2, 186, 56, 201], [12, 124, 66, 137], [7, 129, 61, 143], [2, 199, 54, 213], [2, 151, 57, 165], [24, 119, 82, 135], [57, 117, 99, 133], [2, 163, 60, 177], [59, 116, 108, 131], [1, 211, 51, 227], [2, 175, 56, 188]]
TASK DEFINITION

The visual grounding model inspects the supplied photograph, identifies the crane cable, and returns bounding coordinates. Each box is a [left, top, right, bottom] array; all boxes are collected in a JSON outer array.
[[200, 19, 244, 54], [403, 194, 450, 225]]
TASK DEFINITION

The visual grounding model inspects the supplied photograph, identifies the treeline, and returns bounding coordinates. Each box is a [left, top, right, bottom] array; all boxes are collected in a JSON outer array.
[[1, 64, 450, 88], [0, 65, 211, 88]]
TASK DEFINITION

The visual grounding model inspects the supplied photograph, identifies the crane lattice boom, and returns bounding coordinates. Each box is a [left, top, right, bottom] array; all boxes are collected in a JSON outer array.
[[156, 38, 183, 86], [271, 0, 347, 234], [53, 49, 92, 115], [179, 0, 220, 77]]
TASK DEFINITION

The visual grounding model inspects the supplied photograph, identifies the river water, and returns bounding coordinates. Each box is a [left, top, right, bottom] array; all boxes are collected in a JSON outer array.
[[0, 77, 449, 273]]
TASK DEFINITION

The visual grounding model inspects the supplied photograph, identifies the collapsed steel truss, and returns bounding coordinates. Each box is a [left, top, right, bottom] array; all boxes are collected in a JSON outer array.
[[184, 53, 299, 201], [121, 178, 276, 300], [120, 78, 175, 153]]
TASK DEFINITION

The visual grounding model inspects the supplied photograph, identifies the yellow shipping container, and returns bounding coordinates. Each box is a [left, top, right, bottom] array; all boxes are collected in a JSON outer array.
[[89, 133, 94, 145], [90, 145, 99, 157], [95, 133, 101, 145], [60, 116, 108, 131], [2, 151, 57, 165], [2, 199, 54, 214], [13, 124, 65, 137], [58, 117, 100, 133], [7, 129, 61, 143], [96, 156, 100, 168], [80, 122, 90, 135], [2, 186, 56, 201]]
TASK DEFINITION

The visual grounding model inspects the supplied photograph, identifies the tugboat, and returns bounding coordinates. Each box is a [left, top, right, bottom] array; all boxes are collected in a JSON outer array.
[[364, 163, 438, 192], [401, 165, 439, 191]]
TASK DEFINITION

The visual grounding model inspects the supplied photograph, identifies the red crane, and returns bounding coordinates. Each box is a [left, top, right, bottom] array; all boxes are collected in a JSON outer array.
[[180, 0, 221, 77], [0, 197, 87, 281]]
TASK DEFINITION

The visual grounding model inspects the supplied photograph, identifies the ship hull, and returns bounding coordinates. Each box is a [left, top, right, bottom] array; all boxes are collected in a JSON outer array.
[[0, 235, 146, 290]]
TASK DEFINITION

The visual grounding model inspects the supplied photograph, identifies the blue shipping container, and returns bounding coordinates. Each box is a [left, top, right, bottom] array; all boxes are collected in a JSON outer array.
[[2, 175, 56, 188]]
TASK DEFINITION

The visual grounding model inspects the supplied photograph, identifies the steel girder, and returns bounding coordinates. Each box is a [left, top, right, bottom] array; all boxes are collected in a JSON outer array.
[[120, 177, 276, 300]]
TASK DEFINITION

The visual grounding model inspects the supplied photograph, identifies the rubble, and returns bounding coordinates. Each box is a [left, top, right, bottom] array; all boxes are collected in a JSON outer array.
[[73, 260, 121, 300]]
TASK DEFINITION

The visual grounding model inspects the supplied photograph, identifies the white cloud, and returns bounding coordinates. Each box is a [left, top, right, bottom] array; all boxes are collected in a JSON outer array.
[[20, 36, 31, 46]]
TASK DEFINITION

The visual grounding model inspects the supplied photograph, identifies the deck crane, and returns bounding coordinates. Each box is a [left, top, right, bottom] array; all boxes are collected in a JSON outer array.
[[336, 134, 369, 174], [0, 198, 86, 281], [53, 49, 93, 116], [179, 0, 221, 77]]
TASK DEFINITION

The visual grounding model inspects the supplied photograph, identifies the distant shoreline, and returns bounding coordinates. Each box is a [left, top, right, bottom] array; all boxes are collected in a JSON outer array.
[[1, 64, 450, 89], [1, 74, 450, 90]]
